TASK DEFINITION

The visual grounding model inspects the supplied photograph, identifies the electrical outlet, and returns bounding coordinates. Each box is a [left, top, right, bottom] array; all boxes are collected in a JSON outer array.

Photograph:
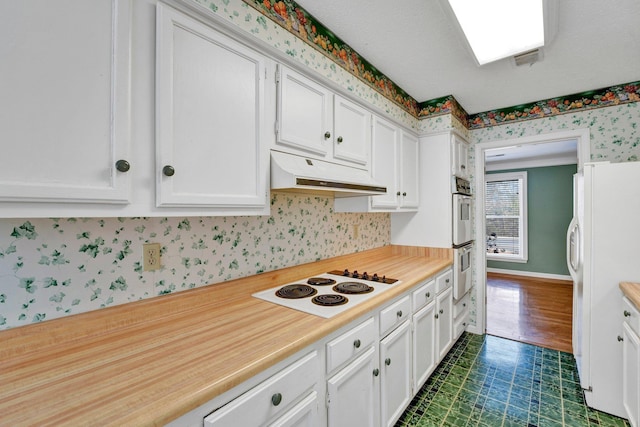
[[353, 224, 359, 239], [143, 243, 161, 271]]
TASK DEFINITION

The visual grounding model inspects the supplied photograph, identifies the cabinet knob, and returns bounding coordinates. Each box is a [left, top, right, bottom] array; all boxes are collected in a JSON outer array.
[[461, 164, 466, 170], [373, 368, 379, 377], [396, 191, 401, 196], [445, 278, 450, 283], [162, 165, 175, 177], [426, 292, 430, 298], [402, 192, 407, 196], [463, 303, 466, 307], [397, 310, 403, 318], [353, 339, 361, 349], [435, 313, 439, 319], [624, 310, 631, 317], [115, 159, 130, 173], [337, 136, 343, 143], [439, 309, 444, 314], [271, 392, 282, 406], [618, 335, 624, 342], [385, 358, 391, 366], [324, 131, 331, 139]]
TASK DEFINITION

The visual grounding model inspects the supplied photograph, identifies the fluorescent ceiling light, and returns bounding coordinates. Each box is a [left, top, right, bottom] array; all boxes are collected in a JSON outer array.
[[447, 0, 545, 65]]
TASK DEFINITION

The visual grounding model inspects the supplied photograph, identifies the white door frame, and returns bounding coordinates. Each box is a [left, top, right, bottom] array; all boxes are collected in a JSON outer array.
[[470, 128, 591, 336]]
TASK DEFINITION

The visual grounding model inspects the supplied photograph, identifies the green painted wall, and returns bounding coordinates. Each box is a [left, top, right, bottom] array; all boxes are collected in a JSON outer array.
[[486, 164, 577, 276]]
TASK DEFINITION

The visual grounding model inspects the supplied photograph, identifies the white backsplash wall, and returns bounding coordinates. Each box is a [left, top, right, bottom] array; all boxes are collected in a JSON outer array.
[[0, 192, 390, 330]]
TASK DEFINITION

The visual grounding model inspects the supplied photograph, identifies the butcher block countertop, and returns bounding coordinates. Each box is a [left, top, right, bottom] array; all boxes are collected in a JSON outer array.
[[620, 282, 640, 309], [0, 245, 452, 426]]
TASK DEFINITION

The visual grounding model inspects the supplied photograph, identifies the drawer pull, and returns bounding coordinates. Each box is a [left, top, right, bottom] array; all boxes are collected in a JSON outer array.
[[618, 335, 624, 342], [337, 136, 343, 143], [115, 159, 130, 172], [445, 278, 450, 283], [624, 310, 631, 317], [373, 368, 379, 377], [324, 131, 331, 139], [463, 303, 466, 307], [353, 339, 361, 349], [397, 310, 403, 318], [426, 292, 430, 298], [385, 358, 391, 366], [162, 165, 175, 177], [435, 313, 439, 319], [271, 393, 282, 406]]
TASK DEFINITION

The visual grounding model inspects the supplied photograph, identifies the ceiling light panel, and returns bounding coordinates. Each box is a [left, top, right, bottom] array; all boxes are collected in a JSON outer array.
[[447, 0, 545, 65]]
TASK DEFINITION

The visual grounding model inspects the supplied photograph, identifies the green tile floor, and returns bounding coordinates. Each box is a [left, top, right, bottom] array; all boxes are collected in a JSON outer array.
[[396, 333, 630, 427]]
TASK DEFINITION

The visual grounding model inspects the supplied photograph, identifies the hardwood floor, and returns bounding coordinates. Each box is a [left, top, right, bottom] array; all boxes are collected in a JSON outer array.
[[486, 272, 573, 353]]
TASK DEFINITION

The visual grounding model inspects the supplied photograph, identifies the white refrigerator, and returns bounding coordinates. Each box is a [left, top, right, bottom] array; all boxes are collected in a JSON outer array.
[[568, 161, 640, 418]]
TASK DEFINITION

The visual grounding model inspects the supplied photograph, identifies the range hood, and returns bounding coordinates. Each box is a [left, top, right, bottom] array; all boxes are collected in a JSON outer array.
[[270, 151, 386, 198]]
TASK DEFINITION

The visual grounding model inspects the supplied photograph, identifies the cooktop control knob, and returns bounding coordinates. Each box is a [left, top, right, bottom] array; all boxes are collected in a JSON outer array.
[[343, 269, 350, 276], [362, 272, 369, 280], [372, 273, 379, 282], [352, 270, 359, 278]]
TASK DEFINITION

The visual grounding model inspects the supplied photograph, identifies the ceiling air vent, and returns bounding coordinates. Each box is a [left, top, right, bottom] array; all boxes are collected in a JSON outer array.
[[514, 48, 542, 66]]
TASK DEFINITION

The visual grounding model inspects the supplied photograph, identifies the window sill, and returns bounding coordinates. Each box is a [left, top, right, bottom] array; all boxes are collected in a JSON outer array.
[[486, 254, 528, 263]]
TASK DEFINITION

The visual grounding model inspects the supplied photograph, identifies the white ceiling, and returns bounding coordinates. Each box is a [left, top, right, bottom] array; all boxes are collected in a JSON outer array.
[[293, 0, 640, 114], [485, 139, 577, 171]]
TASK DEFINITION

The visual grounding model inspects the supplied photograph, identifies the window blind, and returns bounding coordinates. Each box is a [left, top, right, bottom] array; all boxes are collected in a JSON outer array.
[[486, 178, 521, 255]]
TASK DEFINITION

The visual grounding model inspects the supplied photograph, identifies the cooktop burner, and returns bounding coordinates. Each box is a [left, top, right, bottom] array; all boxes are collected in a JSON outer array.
[[307, 277, 337, 286], [312, 294, 348, 306], [333, 282, 373, 294], [275, 284, 317, 299]]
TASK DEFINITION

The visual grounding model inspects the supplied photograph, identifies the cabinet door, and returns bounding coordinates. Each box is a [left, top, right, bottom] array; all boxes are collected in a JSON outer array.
[[370, 116, 399, 209], [327, 346, 380, 427], [156, 4, 269, 209], [269, 391, 319, 427], [413, 301, 436, 391], [436, 287, 453, 362], [277, 66, 332, 156], [452, 134, 469, 179], [399, 131, 419, 209], [380, 321, 412, 427], [333, 95, 370, 166], [623, 322, 640, 427], [0, 0, 131, 203]]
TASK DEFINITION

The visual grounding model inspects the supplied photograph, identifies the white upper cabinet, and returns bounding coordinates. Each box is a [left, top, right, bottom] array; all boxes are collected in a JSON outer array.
[[370, 116, 400, 209], [451, 133, 470, 179], [156, 4, 269, 210], [0, 0, 132, 205], [399, 131, 419, 209], [276, 66, 370, 169], [333, 95, 371, 166], [276, 66, 333, 157]]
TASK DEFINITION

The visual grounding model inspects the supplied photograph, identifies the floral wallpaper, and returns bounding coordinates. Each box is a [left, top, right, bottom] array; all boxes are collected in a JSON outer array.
[[0, 193, 390, 330]]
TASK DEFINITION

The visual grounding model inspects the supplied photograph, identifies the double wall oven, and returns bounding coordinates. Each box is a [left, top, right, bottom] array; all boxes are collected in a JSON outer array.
[[452, 177, 473, 300]]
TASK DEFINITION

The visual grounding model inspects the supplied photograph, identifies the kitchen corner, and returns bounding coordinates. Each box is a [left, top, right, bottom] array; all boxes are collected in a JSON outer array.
[[0, 245, 452, 426]]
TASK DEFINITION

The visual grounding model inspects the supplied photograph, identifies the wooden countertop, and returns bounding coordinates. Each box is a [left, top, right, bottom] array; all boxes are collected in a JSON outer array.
[[0, 245, 452, 426], [620, 282, 640, 310]]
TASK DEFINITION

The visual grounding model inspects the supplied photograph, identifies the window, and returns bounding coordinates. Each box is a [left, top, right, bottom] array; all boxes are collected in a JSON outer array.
[[485, 171, 528, 262]]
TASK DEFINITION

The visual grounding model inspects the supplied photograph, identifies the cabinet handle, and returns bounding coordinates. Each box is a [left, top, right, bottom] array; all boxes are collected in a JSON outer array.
[[402, 192, 407, 196], [115, 159, 130, 173], [385, 358, 391, 366], [435, 313, 439, 319], [373, 368, 379, 377], [353, 339, 361, 349], [624, 310, 631, 317], [618, 335, 624, 342], [439, 309, 444, 314], [397, 310, 403, 318], [461, 164, 466, 170], [463, 303, 466, 307], [324, 131, 331, 139], [396, 191, 401, 196], [271, 392, 282, 406], [426, 292, 430, 298], [162, 165, 175, 177], [445, 278, 450, 283], [337, 136, 343, 143]]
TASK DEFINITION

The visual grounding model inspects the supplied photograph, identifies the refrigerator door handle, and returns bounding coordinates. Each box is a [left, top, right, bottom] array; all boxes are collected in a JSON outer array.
[[566, 217, 580, 280]]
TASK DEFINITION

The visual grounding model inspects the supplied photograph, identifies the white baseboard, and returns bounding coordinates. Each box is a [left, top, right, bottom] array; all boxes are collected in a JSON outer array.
[[486, 267, 572, 282]]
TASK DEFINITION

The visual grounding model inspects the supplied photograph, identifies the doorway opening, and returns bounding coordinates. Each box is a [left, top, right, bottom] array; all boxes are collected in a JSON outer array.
[[472, 129, 591, 352]]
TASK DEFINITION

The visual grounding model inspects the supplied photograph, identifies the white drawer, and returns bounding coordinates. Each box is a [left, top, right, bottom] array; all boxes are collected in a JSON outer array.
[[326, 317, 376, 373], [435, 269, 453, 294], [623, 297, 640, 336], [453, 293, 470, 319], [204, 351, 319, 426], [380, 296, 411, 337], [453, 312, 468, 340], [412, 279, 435, 312]]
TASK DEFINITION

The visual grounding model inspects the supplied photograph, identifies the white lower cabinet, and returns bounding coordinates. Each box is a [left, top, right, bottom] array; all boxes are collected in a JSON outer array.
[[327, 345, 380, 427], [413, 301, 436, 391], [623, 297, 640, 427], [204, 351, 320, 426], [436, 276, 454, 361], [380, 320, 412, 427]]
